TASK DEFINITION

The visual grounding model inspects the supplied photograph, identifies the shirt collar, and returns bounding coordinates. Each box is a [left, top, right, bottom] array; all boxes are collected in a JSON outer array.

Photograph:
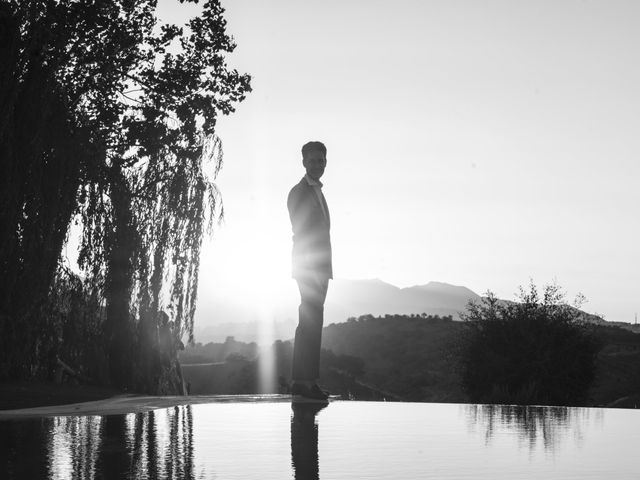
[[304, 174, 323, 188]]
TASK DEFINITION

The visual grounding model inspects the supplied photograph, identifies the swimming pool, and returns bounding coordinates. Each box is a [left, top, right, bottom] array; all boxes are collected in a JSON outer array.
[[2, 400, 638, 479]]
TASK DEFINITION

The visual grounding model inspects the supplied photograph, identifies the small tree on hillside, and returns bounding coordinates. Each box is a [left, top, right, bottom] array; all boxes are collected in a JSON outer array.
[[459, 283, 603, 406]]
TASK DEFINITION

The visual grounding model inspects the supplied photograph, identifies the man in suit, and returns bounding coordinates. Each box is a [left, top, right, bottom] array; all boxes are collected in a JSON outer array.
[[287, 141, 332, 401]]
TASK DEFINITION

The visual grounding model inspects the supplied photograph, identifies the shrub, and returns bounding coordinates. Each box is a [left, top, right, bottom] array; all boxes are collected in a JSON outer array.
[[460, 283, 603, 406]]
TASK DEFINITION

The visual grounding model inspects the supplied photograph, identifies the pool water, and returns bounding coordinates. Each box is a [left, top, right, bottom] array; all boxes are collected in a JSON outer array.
[[2, 400, 639, 479]]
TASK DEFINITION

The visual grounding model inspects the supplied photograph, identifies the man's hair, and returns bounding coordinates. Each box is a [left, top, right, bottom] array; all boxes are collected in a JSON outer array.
[[301, 141, 327, 159]]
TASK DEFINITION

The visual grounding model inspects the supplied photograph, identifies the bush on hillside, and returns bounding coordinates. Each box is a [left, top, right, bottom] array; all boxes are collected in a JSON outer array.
[[460, 283, 603, 406]]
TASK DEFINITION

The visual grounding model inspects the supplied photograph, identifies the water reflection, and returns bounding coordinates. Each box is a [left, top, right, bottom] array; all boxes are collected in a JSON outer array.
[[290, 403, 327, 480], [48, 415, 102, 479], [1, 406, 196, 480], [2, 401, 634, 480], [465, 404, 600, 452], [103, 406, 195, 479]]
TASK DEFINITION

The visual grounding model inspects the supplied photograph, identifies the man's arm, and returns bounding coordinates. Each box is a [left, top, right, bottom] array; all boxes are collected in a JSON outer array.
[[287, 185, 311, 237]]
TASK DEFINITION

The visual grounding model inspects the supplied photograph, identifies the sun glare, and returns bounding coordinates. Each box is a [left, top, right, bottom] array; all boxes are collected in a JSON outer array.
[[200, 210, 297, 392]]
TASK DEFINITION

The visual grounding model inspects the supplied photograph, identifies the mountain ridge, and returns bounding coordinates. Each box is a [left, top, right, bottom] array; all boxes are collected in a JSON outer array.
[[194, 279, 482, 343], [193, 277, 639, 344]]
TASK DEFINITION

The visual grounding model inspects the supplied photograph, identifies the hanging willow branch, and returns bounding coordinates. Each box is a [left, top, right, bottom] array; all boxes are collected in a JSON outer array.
[[133, 135, 224, 345]]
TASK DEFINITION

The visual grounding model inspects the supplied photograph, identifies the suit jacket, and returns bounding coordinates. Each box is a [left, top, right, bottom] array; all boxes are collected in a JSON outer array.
[[287, 177, 332, 280]]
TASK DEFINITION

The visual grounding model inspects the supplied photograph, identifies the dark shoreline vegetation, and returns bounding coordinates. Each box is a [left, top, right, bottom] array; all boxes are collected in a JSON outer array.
[[178, 311, 640, 409], [1, 1, 250, 394], [4, 292, 637, 410]]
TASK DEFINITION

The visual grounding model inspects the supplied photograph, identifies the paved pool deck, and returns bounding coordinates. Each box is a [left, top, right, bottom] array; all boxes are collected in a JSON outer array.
[[0, 393, 296, 419]]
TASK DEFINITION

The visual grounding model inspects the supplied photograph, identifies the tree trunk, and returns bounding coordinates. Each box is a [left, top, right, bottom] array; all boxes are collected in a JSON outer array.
[[104, 166, 136, 389]]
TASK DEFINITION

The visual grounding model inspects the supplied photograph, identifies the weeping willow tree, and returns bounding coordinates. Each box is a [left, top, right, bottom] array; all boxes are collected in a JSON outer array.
[[86, 136, 227, 392], [0, 0, 250, 391]]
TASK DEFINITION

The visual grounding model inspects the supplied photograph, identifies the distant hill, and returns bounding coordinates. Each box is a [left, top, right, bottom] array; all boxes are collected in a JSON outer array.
[[193, 278, 638, 344], [579, 314, 640, 334], [322, 314, 466, 402], [326, 279, 481, 323], [194, 279, 481, 343]]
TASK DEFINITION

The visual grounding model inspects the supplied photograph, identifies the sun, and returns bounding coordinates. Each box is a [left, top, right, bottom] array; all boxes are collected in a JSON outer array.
[[198, 218, 297, 318]]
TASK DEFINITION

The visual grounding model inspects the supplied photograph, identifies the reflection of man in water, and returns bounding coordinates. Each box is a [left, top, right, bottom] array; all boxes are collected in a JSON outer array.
[[290, 403, 326, 479], [287, 141, 332, 401]]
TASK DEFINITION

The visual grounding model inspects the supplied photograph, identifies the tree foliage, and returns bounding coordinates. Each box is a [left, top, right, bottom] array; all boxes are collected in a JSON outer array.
[[459, 283, 603, 406], [0, 1, 250, 391]]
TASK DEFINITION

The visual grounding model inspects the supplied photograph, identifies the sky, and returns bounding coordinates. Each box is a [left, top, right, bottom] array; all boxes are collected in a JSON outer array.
[[156, 0, 640, 324]]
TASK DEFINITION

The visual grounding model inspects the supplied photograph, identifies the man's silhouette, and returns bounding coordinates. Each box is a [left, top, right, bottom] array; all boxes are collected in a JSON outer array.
[[287, 141, 332, 401]]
